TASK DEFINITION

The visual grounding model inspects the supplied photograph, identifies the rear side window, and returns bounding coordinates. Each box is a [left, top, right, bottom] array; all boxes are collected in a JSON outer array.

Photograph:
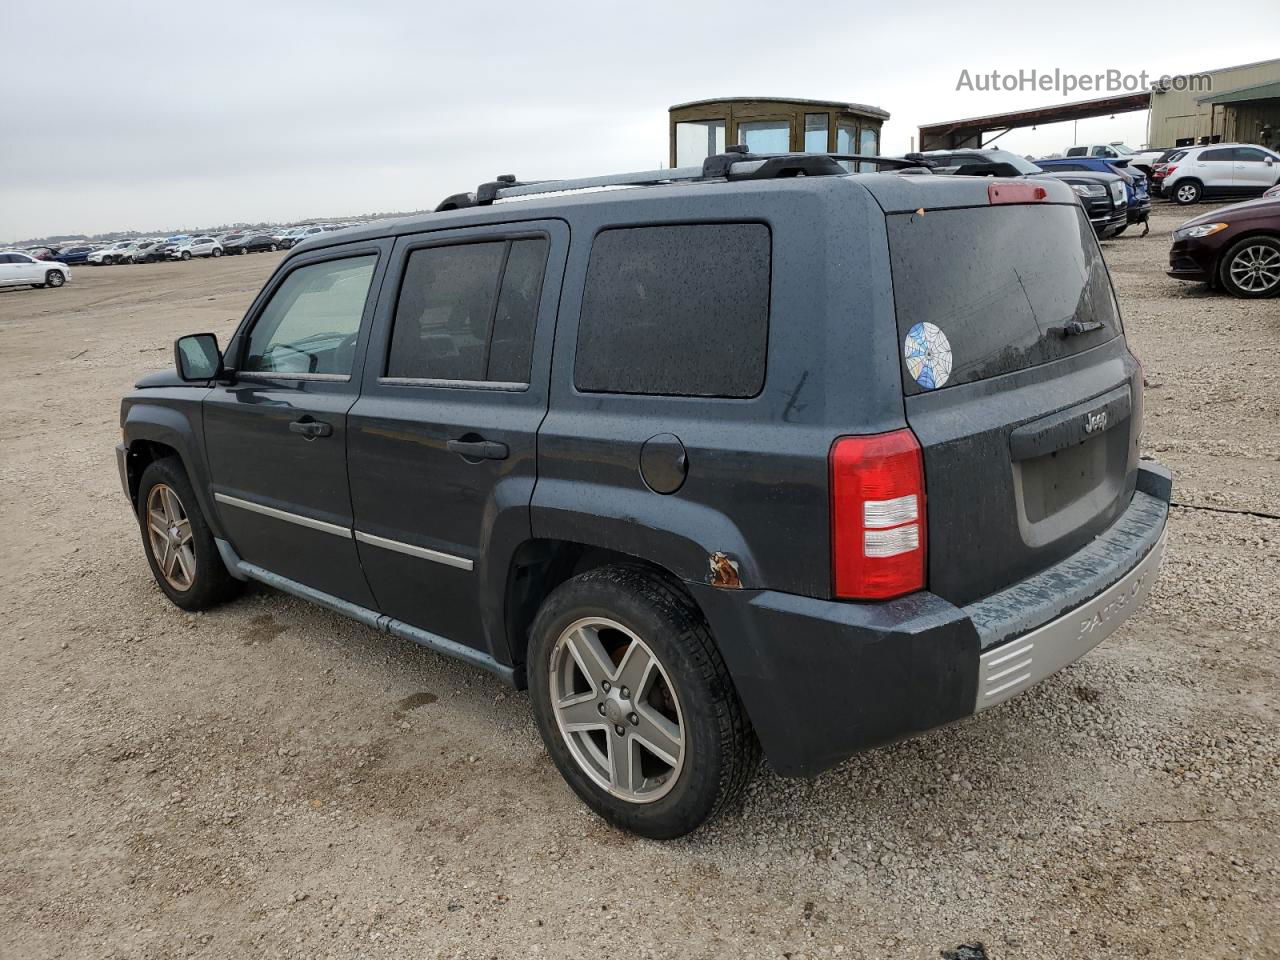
[[887, 204, 1120, 394], [1199, 148, 1233, 162], [386, 236, 548, 384], [574, 223, 770, 397]]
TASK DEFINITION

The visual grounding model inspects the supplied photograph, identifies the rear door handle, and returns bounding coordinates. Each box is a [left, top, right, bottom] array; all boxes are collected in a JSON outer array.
[[289, 418, 332, 439], [447, 438, 508, 461]]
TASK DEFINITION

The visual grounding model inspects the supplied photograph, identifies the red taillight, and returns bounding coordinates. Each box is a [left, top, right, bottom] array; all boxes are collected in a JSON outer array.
[[830, 429, 927, 600], [1154, 164, 1175, 179]]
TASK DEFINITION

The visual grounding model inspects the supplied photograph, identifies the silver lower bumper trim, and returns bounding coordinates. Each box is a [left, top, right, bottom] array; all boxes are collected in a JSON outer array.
[[975, 526, 1168, 710]]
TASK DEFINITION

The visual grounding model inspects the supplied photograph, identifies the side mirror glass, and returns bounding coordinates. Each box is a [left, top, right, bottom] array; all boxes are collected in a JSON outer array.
[[174, 333, 223, 381]]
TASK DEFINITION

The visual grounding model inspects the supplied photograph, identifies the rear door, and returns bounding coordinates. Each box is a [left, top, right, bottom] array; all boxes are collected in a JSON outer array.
[[346, 220, 567, 655], [1192, 147, 1237, 191], [204, 241, 389, 605], [886, 200, 1142, 605]]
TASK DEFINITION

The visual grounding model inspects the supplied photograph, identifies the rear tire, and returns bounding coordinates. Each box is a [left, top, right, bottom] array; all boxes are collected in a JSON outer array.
[[527, 565, 759, 839], [136, 458, 241, 611], [1173, 180, 1202, 205], [1218, 235, 1280, 298]]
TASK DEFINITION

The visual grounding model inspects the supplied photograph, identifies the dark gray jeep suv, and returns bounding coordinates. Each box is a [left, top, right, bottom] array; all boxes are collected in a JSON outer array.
[[117, 152, 1171, 838]]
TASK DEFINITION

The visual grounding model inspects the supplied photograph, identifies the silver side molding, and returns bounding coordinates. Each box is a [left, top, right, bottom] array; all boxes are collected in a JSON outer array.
[[213, 494, 474, 572], [213, 492, 352, 539], [354, 530, 473, 571], [215, 544, 514, 686], [975, 526, 1168, 711]]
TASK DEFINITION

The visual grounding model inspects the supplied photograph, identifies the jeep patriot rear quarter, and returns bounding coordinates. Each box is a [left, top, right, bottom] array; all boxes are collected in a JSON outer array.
[[118, 152, 1170, 839]]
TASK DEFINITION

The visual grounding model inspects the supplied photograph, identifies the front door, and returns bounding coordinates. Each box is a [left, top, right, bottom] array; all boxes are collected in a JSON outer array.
[[1233, 147, 1279, 194], [347, 220, 567, 658], [204, 242, 389, 606]]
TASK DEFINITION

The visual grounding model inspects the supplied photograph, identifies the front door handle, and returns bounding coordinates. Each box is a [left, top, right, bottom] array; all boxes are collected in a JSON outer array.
[[447, 438, 509, 461], [289, 418, 332, 439]]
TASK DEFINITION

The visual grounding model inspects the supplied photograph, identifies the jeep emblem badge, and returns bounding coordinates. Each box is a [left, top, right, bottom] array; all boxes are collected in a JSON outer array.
[[1085, 410, 1108, 434]]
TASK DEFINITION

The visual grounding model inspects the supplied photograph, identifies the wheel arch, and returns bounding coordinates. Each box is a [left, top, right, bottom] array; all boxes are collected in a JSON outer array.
[[122, 401, 223, 537], [500, 538, 703, 688]]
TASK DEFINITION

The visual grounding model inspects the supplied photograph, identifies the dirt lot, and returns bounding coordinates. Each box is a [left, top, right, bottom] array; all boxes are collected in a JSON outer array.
[[1, 205, 1277, 960]]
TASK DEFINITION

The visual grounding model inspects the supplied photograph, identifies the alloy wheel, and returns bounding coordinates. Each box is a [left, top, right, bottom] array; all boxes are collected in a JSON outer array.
[[1176, 184, 1198, 203], [146, 483, 196, 591], [48, 272, 64, 287], [549, 617, 685, 803], [1228, 244, 1280, 293]]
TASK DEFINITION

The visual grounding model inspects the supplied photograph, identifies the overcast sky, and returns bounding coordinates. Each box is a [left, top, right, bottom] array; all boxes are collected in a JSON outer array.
[[3, 1, 1277, 241]]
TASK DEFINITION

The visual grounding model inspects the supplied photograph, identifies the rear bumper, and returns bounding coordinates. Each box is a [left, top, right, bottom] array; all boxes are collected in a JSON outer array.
[[690, 461, 1171, 778], [1127, 201, 1152, 223]]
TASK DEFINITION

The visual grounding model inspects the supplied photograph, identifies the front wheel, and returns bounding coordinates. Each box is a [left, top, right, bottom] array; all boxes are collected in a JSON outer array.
[[1219, 235, 1280, 298], [211, 248, 222, 257], [136, 458, 241, 610], [268, 243, 277, 252], [1173, 180, 1202, 205], [46, 270, 64, 288], [528, 565, 759, 839]]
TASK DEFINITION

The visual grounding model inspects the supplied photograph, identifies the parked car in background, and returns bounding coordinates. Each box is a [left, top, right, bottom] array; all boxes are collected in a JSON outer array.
[[223, 233, 279, 255], [1040, 172, 1130, 238], [280, 224, 328, 248], [167, 237, 222, 261], [88, 240, 139, 265], [1064, 142, 1141, 160], [25, 246, 59, 261], [154, 236, 191, 261], [52, 244, 95, 264], [1036, 156, 1152, 232], [1127, 148, 1173, 176], [0, 252, 71, 289], [1168, 195, 1280, 298], [1154, 144, 1280, 204], [130, 240, 167, 263], [912, 149, 1130, 238], [117, 151, 1170, 838]]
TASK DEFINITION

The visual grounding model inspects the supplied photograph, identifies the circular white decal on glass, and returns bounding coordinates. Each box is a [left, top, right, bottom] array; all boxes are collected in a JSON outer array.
[[903, 322, 953, 390]]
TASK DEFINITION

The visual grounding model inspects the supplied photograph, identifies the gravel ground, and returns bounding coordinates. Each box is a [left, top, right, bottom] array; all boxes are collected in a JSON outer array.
[[1, 204, 1277, 960]]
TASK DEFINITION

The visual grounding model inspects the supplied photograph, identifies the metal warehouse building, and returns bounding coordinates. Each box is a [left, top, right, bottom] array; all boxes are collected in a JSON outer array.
[[1149, 58, 1280, 149]]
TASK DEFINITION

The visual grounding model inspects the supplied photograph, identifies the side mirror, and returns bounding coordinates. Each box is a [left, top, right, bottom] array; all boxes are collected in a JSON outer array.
[[174, 333, 223, 381]]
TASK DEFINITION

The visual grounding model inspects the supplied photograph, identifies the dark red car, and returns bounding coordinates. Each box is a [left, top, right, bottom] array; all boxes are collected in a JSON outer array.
[[1168, 196, 1280, 298]]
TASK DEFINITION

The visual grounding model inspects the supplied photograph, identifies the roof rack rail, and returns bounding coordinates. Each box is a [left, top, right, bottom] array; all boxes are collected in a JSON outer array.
[[434, 147, 933, 211]]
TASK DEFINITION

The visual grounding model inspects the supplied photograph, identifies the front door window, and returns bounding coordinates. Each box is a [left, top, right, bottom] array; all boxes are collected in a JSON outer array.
[[242, 256, 376, 376]]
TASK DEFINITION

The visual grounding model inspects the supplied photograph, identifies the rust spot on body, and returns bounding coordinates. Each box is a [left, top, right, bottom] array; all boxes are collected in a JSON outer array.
[[708, 552, 742, 589]]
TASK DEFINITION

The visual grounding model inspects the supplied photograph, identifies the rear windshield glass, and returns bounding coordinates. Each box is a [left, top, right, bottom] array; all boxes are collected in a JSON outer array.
[[887, 204, 1120, 394]]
